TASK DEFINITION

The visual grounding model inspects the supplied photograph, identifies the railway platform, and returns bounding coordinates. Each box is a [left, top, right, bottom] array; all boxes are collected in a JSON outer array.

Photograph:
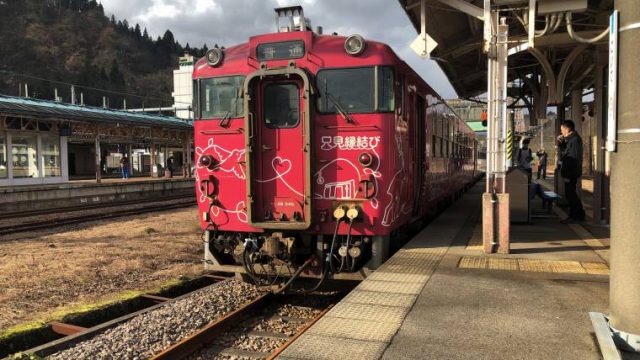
[[279, 182, 629, 360], [0, 177, 194, 215]]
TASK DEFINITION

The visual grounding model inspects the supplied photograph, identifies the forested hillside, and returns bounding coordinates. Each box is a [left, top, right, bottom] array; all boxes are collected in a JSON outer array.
[[0, 0, 213, 109]]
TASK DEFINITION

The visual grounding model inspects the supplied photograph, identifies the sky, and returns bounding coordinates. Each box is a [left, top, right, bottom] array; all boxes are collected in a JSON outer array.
[[99, 0, 457, 98]]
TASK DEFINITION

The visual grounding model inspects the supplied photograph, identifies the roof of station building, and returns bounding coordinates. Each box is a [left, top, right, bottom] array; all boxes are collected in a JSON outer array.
[[0, 95, 192, 130]]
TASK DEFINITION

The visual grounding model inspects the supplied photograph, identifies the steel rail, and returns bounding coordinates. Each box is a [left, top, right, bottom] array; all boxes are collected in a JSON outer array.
[[6, 277, 230, 360], [265, 305, 333, 360], [149, 293, 274, 360], [0, 194, 193, 220], [0, 200, 195, 236]]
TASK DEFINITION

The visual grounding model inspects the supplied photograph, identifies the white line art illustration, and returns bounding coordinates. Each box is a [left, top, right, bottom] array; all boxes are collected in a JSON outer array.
[[212, 145, 246, 179], [255, 156, 304, 198], [381, 128, 409, 227], [210, 200, 249, 223], [195, 137, 248, 223], [314, 158, 362, 200], [314, 135, 382, 208]]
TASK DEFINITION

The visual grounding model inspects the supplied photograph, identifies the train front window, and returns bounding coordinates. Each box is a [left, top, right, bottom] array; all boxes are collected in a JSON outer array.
[[317, 68, 373, 113], [263, 83, 300, 128], [199, 76, 244, 119]]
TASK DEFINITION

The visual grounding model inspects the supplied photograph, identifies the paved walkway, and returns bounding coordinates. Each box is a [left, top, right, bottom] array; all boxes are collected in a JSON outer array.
[[279, 182, 636, 359]]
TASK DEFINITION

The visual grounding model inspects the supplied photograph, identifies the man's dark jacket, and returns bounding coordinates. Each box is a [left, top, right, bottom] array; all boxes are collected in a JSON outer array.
[[559, 132, 583, 180]]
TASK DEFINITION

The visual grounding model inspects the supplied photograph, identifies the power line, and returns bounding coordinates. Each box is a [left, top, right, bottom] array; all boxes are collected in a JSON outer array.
[[0, 69, 191, 105]]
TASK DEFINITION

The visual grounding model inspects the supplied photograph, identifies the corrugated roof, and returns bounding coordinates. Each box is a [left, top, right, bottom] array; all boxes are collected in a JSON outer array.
[[0, 95, 192, 130]]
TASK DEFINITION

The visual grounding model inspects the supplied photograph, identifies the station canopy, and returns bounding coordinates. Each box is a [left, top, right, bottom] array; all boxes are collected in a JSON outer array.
[[399, 0, 613, 104], [0, 95, 192, 130]]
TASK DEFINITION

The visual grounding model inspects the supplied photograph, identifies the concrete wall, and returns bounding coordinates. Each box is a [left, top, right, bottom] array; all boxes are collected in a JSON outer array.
[[0, 178, 194, 214]]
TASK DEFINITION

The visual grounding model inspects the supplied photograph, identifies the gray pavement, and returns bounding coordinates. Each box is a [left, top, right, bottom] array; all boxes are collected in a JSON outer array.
[[279, 182, 639, 360]]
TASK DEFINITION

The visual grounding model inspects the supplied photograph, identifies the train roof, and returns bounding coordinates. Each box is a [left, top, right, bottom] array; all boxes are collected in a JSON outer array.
[[193, 30, 471, 128], [194, 31, 401, 77]]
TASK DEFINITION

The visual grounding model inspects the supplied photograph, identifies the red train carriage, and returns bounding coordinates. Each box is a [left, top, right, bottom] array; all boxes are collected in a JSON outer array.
[[194, 7, 476, 286]]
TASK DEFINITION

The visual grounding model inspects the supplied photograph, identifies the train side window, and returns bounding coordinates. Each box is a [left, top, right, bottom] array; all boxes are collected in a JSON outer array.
[[263, 83, 300, 128], [378, 67, 395, 112], [192, 80, 199, 118], [432, 135, 437, 158], [396, 73, 404, 114]]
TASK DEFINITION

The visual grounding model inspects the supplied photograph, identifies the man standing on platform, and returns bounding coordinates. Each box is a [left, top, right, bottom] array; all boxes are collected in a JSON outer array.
[[557, 120, 585, 222], [120, 155, 130, 180], [536, 148, 548, 180], [515, 138, 533, 179]]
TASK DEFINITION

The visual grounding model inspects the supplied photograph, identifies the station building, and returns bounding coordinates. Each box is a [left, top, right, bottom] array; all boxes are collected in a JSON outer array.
[[0, 95, 193, 187]]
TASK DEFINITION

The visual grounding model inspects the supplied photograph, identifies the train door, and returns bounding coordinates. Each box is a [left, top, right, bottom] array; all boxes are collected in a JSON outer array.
[[244, 67, 312, 229], [412, 95, 426, 215]]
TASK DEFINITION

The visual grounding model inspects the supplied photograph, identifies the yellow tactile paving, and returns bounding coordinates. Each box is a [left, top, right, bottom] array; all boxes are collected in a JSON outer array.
[[458, 256, 609, 275], [517, 258, 554, 273], [488, 258, 519, 271], [549, 260, 587, 274], [582, 262, 610, 275], [342, 290, 417, 308], [458, 256, 488, 269], [366, 271, 430, 284]]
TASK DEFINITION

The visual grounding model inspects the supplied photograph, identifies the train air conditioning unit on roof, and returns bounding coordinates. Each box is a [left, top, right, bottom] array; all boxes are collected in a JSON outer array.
[[275, 6, 312, 32]]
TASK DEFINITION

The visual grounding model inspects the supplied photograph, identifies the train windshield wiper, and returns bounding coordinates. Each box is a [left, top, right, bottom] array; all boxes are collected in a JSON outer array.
[[326, 92, 354, 124], [219, 110, 232, 127], [323, 79, 354, 124]]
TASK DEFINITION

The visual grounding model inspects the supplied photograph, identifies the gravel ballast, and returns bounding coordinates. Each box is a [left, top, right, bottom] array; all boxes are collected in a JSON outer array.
[[187, 293, 337, 360], [47, 280, 264, 360]]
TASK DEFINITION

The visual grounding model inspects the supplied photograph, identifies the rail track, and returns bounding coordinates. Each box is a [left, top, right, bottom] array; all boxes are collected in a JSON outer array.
[[153, 292, 336, 360], [0, 195, 195, 236], [10, 278, 339, 360]]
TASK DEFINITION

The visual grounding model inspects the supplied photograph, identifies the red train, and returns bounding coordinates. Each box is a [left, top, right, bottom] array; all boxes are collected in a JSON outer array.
[[194, 7, 476, 286]]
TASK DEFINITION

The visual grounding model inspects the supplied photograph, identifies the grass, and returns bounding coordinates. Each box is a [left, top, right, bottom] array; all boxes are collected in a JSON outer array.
[[0, 277, 188, 342]]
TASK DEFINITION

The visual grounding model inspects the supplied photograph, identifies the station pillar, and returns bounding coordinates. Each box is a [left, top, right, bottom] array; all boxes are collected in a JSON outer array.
[[482, 15, 510, 254], [610, 0, 640, 351], [94, 136, 101, 184]]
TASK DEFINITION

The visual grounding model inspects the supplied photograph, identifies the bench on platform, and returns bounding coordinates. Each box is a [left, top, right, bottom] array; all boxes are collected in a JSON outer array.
[[530, 182, 561, 215]]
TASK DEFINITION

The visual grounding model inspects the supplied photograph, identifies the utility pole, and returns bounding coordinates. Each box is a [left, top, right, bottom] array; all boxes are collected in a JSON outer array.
[[609, 0, 640, 352]]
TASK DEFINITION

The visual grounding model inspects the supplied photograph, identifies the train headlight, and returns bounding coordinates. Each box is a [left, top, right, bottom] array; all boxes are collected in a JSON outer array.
[[344, 34, 366, 56], [205, 48, 224, 67], [358, 152, 374, 167], [199, 154, 217, 169]]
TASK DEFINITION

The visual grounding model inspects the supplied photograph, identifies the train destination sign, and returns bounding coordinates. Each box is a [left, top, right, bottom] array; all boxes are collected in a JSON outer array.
[[256, 40, 305, 61]]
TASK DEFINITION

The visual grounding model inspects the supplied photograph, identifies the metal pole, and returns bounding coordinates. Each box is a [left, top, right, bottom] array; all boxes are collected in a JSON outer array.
[[610, 0, 640, 351], [151, 142, 156, 177], [95, 136, 101, 184], [496, 17, 509, 193]]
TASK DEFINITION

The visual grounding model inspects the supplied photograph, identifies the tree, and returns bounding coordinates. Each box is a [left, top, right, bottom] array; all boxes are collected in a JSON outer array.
[[160, 30, 175, 53], [109, 59, 125, 88]]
